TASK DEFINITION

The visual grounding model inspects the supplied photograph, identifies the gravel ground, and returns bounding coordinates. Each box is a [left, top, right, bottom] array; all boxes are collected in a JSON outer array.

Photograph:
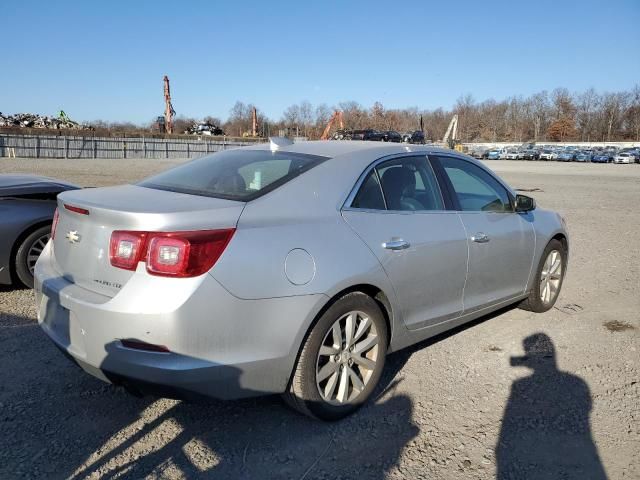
[[0, 158, 638, 479]]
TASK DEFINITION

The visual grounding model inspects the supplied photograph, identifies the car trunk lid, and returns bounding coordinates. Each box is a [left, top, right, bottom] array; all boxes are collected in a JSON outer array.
[[51, 184, 244, 297]]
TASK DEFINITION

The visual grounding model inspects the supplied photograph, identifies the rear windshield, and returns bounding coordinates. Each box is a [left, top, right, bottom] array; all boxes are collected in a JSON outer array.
[[138, 149, 328, 201]]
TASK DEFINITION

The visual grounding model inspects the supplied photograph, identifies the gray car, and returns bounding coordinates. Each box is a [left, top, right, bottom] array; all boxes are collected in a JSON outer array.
[[35, 141, 568, 420], [0, 174, 79, 288]]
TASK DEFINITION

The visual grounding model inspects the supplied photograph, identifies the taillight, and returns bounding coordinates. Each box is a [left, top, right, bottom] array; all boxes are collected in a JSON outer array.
[[110, 231, 148, 271], [147, 236, 190, 276], [64, 203, 90, 215], [109, 229, 235, 277], [51, 208, 60, 240]]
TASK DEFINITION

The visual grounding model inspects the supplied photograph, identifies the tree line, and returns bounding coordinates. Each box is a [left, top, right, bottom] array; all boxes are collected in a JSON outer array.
[[94, 85, 640, 142]]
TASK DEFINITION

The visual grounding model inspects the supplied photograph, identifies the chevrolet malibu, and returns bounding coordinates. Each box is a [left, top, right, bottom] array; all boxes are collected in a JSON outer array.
[[35, 141, 568, 420]]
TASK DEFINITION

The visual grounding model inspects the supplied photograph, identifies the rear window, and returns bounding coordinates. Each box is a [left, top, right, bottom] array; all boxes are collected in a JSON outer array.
[[138, 149, 328, 201]]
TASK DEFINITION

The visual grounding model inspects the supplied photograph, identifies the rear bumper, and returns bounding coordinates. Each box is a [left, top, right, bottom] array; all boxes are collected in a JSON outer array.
[[34, 243, 327, 400]]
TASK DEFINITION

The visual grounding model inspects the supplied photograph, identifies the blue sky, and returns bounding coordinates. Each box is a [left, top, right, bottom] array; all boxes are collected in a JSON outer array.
[[2, 0, 639, 124]]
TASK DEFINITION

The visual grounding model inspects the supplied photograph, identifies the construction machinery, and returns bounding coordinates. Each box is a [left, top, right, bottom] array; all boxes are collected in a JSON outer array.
[[56, 110, 80, 128], [442, 114, 463, 151], [320, 110, 344, 140], [163, 75, 176, 134]]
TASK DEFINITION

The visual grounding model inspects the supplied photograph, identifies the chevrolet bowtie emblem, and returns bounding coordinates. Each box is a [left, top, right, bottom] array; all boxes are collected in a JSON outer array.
[[65, 231, 80, 244]]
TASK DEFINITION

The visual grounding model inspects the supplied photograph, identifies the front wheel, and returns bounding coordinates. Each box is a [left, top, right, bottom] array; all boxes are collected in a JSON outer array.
[[284, 292, 388, 420], [519, 239, 566, 312]]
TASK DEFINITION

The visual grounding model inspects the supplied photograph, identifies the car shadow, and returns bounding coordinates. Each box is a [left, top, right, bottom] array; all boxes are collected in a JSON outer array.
[[1, 296, 515, 478], [58, 339, 421, 480], [4, 291, 608, 479], [496, 333, 607, 479]]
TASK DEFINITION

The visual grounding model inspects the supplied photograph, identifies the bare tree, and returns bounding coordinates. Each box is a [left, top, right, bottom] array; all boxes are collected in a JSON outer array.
[[576, 88, 599, 142], [89, 85, 636, 141]]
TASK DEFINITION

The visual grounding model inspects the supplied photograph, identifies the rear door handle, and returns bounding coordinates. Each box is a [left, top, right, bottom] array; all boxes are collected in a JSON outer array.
[[382, 239, 410, 250], [471, 232, 490, 243]]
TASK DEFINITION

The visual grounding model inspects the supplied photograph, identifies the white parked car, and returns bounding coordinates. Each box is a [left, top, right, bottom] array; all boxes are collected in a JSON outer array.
[[505, 150, 520, 160], [614, 153, 632, 164], [538, 149, 557, 161]]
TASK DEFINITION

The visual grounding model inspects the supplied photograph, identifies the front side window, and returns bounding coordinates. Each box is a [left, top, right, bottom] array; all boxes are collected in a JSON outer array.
[[435, 156, 513, 212], [138, 150, 327, 201], [350, 156, 444, 211]]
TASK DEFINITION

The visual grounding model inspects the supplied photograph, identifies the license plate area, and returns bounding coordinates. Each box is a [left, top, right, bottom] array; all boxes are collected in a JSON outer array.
[[39, 294, 86, 357]]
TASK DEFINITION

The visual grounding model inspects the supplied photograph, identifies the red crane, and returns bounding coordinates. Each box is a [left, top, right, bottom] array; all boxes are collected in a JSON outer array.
[[163, 75, 176, 134], [320, 110, 344, 140]]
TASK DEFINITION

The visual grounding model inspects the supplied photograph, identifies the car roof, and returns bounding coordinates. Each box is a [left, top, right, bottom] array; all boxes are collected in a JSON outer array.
[[243, 140, 454, 159], [240, 140, 515, 194]]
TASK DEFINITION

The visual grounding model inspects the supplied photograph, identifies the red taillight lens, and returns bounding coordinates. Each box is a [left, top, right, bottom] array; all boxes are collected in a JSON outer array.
[[146, 229, 236, 277], [109, 229, 235, 277], [51, 208, 60, 240], [146, 236, 190, 276], [109, 231, 148, 271], [64, 203, 90, 215]]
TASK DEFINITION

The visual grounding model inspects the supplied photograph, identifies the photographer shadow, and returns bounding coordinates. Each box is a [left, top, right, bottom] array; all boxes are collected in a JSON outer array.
[[496, 333, 607, 480]]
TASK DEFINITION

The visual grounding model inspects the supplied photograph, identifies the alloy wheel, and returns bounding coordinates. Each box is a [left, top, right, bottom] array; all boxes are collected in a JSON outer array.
[[27, 233, 50, 275], [540, 249, 562, 305], [315, 310, 380, 405]]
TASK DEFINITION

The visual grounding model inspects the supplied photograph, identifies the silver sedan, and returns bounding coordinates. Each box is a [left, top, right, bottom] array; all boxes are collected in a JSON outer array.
[[35, 141, 568, 420]]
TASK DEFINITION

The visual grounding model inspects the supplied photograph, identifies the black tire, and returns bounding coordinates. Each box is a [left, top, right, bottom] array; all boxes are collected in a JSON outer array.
[[284, 292, 388, 421], [519, 239, 566, 313], [14, 225, 51, 289]]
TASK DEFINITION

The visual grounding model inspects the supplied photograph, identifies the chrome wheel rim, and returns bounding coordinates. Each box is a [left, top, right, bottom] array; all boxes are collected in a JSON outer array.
[[316, 310, 380, 405], [27, 233, 50, 275], [540, 250, 562, 305]]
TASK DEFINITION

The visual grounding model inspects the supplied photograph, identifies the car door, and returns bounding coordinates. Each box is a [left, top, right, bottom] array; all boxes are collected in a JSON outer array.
[[431, 155, 535, 313], [342, 155, 468, 330]]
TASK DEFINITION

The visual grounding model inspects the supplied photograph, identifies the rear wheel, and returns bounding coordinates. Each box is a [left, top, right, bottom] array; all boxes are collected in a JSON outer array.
[[15, 225, 51, 289], [284, 292, 388, 420], [519, 239, 566, 313]]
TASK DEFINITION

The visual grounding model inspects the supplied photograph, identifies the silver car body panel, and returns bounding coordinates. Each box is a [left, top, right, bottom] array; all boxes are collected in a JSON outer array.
[[343, 209, 468, 329], [456, 211, 535, 311], [35, 142, 568, 399]]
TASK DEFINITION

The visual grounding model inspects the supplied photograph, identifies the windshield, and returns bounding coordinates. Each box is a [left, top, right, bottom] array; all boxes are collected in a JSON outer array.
[[139, 149, 328, 201]]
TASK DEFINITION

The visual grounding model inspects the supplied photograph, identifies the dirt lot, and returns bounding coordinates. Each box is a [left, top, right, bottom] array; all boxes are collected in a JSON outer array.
[[1, 158, 638, 479]]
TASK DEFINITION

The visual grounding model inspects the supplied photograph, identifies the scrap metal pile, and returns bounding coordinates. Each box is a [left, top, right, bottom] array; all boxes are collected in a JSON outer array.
[[0, 112, 93, 130], [184, 121, 225, 136]]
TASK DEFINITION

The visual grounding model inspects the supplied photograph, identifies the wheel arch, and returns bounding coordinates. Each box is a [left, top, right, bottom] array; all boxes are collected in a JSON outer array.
[[286, 283, 395, 389], [551, 232, 568, 255]]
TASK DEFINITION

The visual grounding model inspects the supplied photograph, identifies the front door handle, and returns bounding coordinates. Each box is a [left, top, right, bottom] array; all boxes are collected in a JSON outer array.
[[471, 232, 490, 243], [382, 239, 410, 250]]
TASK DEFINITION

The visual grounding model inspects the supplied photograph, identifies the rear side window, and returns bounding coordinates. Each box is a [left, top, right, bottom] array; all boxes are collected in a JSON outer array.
[[352, 170, 385, 210], [435, 156, 513, 212], [138, 150, 327, 201], [350, 156, 444, 211]]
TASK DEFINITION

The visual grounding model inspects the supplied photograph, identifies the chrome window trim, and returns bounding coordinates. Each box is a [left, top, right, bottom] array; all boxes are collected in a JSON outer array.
[[341, 151, 447, 214]]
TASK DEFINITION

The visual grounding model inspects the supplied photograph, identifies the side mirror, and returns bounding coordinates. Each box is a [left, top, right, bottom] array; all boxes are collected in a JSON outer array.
[[515, 194, 536, 213]]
